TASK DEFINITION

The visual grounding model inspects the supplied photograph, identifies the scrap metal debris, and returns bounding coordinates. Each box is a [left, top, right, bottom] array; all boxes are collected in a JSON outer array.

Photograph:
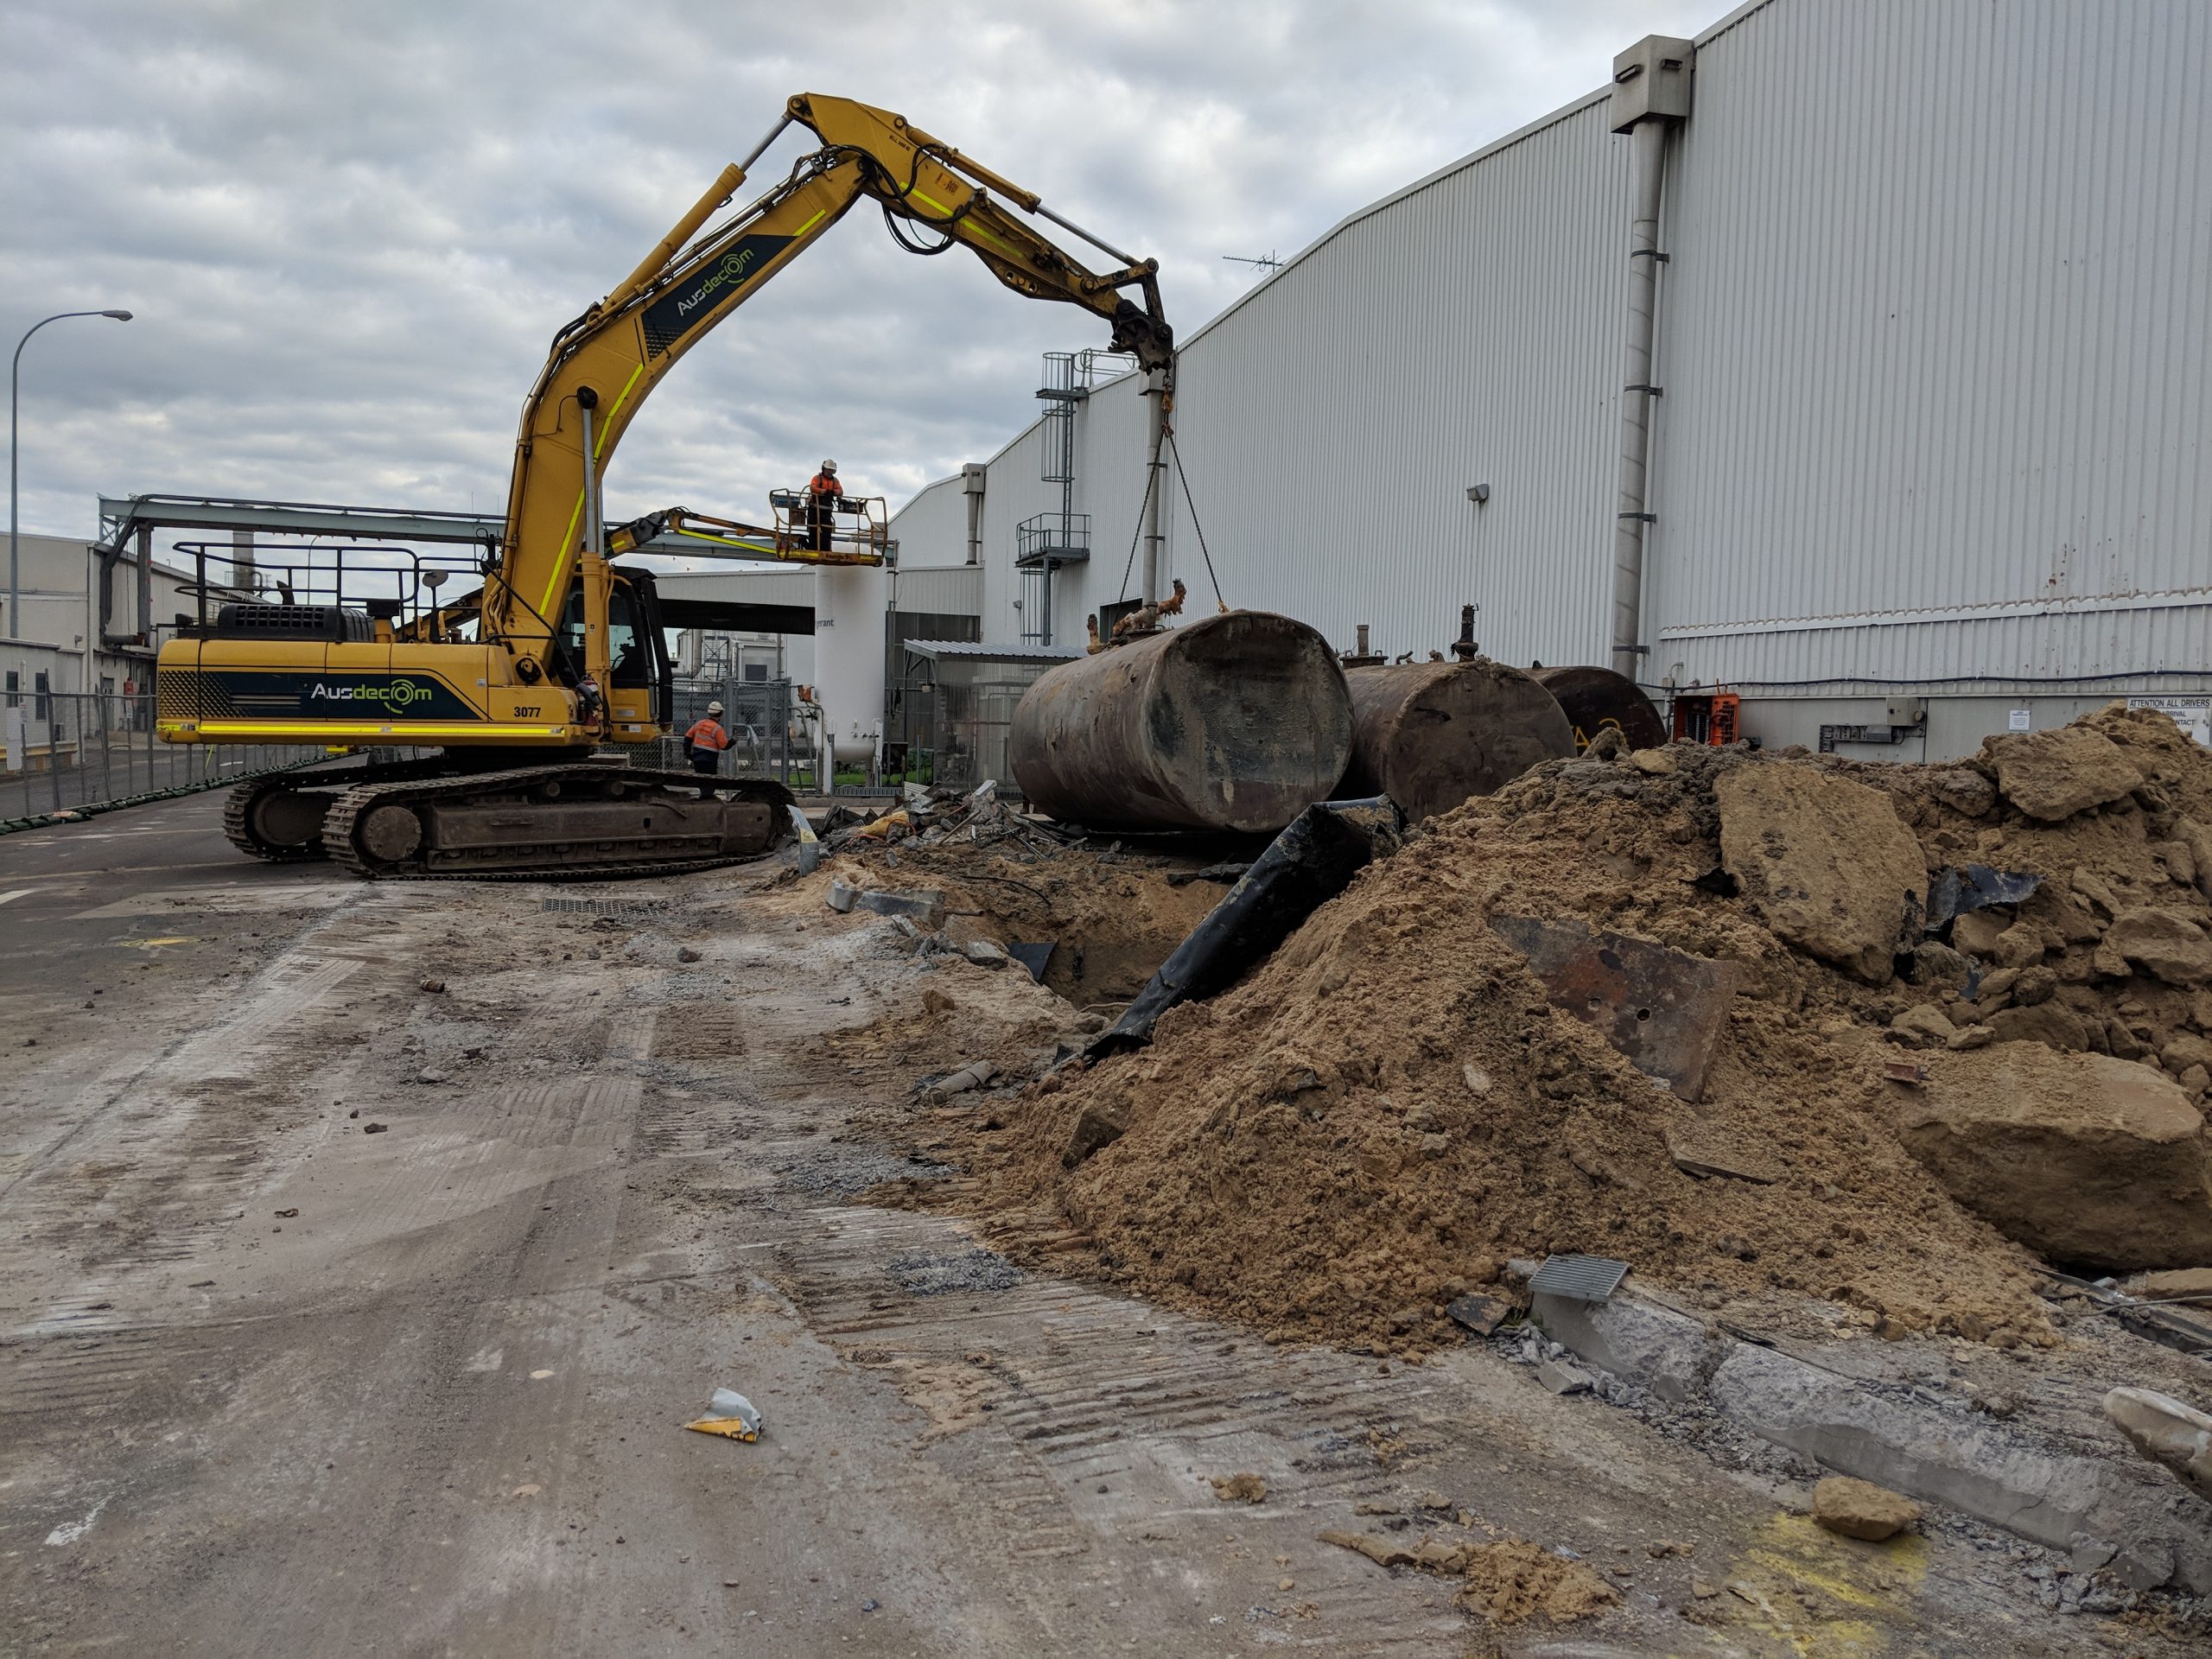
[[1491, 914, 1738, 1102]]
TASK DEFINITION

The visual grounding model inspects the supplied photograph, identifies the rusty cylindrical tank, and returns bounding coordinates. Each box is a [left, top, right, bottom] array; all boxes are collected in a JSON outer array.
[[1532, 664, 1667, 752], [1337, 658, 1574, 822], [1009, 611, 1353, 832]]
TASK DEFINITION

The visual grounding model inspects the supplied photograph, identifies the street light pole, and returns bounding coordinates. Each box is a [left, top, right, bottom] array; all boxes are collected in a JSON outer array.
[[9, 308, 132, 640]]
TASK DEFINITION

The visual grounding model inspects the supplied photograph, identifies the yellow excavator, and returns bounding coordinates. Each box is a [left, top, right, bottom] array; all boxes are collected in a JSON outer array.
[[156, 94, 1173, 878]]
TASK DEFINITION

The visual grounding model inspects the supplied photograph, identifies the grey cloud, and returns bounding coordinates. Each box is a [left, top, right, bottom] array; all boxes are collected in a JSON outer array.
[[2, 0, 1716, 563]]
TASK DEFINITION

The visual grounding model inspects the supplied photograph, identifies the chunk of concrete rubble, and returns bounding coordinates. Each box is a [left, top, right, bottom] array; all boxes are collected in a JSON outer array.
[[1664, 1122, 1779, 1184], [961, 938, 1009, 969], [1062, 1098, 1130, 1167], [2104, 1389, 2212, 1502], [1904, 1046, 2212, 1268], [2129, 1267, 2212, 1299], [1812, 1476, 1921, 1541], [1209, 1472, 1267, 1503], [1985, 1001, 2090, 1052], [1949, 910, 2011, 959], [1888, 1003, 1957, 1046], [2177, 817, 2212, 904], [1715, 766, 1926, 982], [2103, 908, 2212, 986], [1983, 726, 2145, 822], [1533, 1287, 2211, 1591], [824, 879, 946, 930], [1535, 1357, 1593, 1395], [1446, 1292, 1514, 1335], [1930, 768, 1998, 817], [1908, 941, 1975, 994]]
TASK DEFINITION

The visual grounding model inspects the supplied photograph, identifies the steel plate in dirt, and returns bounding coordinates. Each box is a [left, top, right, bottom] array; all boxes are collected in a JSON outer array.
[[1527, 1254, 1631, 1305], [1492, 913, 1738, 1103]]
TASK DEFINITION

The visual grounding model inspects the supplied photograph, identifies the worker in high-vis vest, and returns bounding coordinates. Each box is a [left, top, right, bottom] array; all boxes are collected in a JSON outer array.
[[684, 701, 731, 797], [806, 460, 842, 551]]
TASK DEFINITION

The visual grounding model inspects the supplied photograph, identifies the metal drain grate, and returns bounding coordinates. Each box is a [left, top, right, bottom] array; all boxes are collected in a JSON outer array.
[[1527, 1253, 1631, 1305], [541, 897, 671, 917]]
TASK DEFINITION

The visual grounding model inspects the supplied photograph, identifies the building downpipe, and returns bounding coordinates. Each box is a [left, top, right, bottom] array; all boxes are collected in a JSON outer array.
[[1607, 36, 1693, 677], [961, 462, 986, 566]]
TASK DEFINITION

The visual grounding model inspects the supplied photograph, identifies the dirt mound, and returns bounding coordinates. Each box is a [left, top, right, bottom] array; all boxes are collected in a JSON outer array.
[[938, 704, 2212, 1353], [804, 842, 1226, 1007]]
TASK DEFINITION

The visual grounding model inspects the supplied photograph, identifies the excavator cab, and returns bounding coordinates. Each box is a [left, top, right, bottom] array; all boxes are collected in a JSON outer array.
[[556, 571, 672, 734]]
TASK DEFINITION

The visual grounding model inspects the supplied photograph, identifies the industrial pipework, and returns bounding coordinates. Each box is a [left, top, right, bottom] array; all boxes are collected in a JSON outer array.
[[1607, 36, 1694, 677]]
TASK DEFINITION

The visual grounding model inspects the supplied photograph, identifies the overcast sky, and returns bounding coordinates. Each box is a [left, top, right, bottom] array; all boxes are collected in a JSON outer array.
[[2, 0, 1723, 554]]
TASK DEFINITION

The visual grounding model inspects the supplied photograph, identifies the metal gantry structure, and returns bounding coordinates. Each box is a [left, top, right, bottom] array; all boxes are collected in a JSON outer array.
[[1014, 347, 1134, 646]]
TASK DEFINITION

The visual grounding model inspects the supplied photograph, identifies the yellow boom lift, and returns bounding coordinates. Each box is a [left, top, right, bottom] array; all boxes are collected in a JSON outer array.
[[157, 95, 1173, 878]]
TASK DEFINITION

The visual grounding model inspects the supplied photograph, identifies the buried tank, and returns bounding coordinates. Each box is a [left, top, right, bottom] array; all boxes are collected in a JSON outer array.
[[1531, 664, 1668, 752], [1008, 610, 1352, 833], [1337, 658, 1574, 822]]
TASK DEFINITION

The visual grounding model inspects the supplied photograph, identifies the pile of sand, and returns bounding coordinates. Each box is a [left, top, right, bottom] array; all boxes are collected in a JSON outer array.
[[936, 705, 2212, 1354]]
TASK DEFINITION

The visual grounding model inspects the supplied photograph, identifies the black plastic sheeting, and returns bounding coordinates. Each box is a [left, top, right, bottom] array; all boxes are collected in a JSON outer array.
[[1086, 797, 1408, 1061], [1926, 863, 2044, 934]]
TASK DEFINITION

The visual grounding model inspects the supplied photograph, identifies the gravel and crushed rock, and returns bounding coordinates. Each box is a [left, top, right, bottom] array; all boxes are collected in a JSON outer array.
[[888, 1246, 1023, 1296]]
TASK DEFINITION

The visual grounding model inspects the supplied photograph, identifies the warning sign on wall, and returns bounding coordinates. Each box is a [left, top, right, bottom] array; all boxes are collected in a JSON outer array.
[[2128, 696, 2212, 748]]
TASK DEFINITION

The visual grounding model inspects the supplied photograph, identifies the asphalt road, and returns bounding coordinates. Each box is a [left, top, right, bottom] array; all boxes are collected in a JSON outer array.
[[0, 789, 2148, 1656]]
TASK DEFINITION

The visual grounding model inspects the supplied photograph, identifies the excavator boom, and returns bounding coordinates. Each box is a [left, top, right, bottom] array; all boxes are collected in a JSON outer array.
[[491, 93, 1172, 657], [158, 95, 1172, 880]]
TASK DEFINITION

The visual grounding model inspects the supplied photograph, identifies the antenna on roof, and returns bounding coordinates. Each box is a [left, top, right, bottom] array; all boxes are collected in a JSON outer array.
[[1222, 252, 1284, 274]]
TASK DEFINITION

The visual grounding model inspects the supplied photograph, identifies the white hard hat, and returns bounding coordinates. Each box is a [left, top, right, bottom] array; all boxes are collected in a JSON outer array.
[[822, 459, 837, 474], [707, 700, 724, 715]]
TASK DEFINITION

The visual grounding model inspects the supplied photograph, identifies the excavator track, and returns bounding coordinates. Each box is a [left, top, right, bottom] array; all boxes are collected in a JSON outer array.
[[220, 757, 476, 864], [321, 762, 796, 881], [223, 777, 329, 863]]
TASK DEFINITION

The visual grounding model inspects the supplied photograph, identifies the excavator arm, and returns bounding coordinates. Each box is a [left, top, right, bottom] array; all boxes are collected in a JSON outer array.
[[488, 93, 1173, 654]]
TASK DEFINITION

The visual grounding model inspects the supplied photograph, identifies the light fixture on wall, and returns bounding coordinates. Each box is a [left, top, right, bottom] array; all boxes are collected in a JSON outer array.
[[1465, 484, 1491, 505]]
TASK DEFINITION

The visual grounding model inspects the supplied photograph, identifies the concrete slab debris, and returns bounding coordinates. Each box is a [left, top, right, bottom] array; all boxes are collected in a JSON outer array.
[[1535, 1357, 1593, 1395], [1905, 1046, 2212, 1269], [1531, 1285, 2212, 1592], [1985, 726, 2145, 822], [2105, 1388, 2212, 1502], [825, 879, 948, 929], [1663, 1122, 1779, 1184], [1715, 764, 1926, 982]]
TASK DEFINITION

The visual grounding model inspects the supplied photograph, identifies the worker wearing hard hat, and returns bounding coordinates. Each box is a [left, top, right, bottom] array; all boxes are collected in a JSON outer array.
[[807, 459, 842, 551], [685, 700, 732, 797]]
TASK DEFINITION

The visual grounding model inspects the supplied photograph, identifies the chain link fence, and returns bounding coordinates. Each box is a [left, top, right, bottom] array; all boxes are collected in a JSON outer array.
[[2, 690, 321, 824], [639, 677, 822, 790]]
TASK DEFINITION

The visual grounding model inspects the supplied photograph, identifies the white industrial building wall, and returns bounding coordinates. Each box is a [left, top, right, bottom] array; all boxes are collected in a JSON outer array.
[[1650, 0, 2212, 690], [891, 0, 2212, 714], [887, 474, 968, 571], [942, 92, 1635, 663], [1162, 93, 1629, 666]]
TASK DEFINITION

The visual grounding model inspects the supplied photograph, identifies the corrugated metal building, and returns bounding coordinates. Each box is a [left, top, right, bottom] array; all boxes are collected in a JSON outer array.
[[885, 0, 2212, 762]]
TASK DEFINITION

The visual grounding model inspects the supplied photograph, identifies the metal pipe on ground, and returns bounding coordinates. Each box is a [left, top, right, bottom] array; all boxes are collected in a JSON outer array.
[[1009, 611, 1352, 833], [1336, 658, 1573, 823], [1532, 664, 1667, 752]]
